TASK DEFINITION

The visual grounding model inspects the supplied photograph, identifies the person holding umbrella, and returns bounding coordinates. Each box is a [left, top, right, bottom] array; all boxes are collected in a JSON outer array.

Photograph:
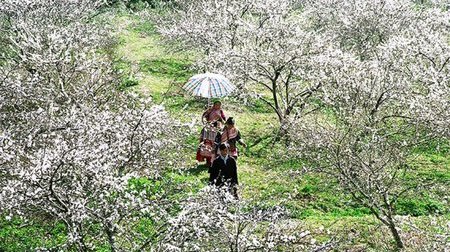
[[202, 100, 226, 127], [183, 73, 236, 166], [182, 73, 234, 125]]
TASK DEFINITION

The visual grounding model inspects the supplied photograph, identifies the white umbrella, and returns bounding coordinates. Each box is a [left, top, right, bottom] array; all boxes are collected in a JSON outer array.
[[183, 73, 236, 100]]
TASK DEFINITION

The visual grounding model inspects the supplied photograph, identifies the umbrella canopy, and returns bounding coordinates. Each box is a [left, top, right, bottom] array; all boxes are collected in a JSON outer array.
[[183, 73, 236, 98]]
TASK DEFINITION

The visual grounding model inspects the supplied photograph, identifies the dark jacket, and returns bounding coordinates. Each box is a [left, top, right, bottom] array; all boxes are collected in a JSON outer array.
[[209, 155, 238, 186]]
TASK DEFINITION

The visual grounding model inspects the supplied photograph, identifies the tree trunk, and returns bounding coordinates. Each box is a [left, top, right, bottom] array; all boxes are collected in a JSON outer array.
[[388, 221, 404, 250], [105, 222, 117, 252]]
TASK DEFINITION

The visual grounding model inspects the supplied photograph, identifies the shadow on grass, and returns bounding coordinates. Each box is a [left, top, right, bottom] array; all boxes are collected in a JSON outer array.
[[186, 164, 209, 176], [139, 58, 193, 81], [245, 132, 280, 159]]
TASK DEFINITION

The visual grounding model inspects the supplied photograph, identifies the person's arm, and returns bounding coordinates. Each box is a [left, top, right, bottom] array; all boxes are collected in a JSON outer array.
[[199, 128, 205, 142], [220, 110, 226, 121], [236, 130, 247, 148], [202, 108, 211, 121], [238, 139, 247, 148], [221, 128, 228, 143]]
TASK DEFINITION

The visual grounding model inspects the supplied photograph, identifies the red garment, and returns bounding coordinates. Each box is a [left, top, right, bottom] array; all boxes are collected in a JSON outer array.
[[197, 124, 220, 167], [196, 149, 214, 166], [197, 138, 216, 166], [221, 127, 241, 158], [203, 108, 226, 122]]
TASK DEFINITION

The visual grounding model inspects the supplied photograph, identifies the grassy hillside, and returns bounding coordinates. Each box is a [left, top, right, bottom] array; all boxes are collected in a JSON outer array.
[[1, 10, 448, 252]]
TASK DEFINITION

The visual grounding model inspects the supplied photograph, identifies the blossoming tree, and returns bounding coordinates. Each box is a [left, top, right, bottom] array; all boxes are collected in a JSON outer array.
[[157, 0, 324, 128], [289, 0, 450, 249], [0, 0, 183, 250]]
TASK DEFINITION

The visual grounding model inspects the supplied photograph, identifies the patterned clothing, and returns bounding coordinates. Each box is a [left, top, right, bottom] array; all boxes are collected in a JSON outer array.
[[221, 127, 242, 158], [203, 108, 226, 122], [197, 125, 221, 166]]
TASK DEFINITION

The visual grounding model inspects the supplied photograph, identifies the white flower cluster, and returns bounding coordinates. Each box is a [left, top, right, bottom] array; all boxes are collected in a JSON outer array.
[[158, 186, 331, 251]]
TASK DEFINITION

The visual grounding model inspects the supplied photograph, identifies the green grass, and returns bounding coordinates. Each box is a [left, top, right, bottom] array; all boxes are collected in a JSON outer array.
[[0, 217, 67, 251], [139, 58, 192, 80]]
